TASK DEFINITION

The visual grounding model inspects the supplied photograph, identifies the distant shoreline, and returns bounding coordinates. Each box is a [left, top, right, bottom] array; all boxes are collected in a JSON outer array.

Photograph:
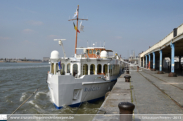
[[0, 61, 47, 63]]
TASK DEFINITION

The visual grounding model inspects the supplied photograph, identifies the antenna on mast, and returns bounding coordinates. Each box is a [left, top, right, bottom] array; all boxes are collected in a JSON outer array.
[[54, 39, 67, 59], [87, 40, 88, 47], [104, 41, 105, 47]]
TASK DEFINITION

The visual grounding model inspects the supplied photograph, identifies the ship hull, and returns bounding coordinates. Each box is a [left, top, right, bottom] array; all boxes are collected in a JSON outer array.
[[47, 74, 120, 109]]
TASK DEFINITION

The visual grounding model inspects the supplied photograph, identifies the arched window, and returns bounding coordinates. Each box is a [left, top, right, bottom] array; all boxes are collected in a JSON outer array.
[[89, 49, 92, 54], [90, 64, 95, 75], [51, 63, 54, 74], [83, 64, 88, 75], [97, 50, 100, 55], [56, 63, 58, 73], [61, 63, 65, 75], [73, 64, 78, 76], [67, 63, 70, 73], [97, 64, 102, 74], [103, 64, 108, 75], [109, 65, 112, 76], [93, 50, 96, 54]]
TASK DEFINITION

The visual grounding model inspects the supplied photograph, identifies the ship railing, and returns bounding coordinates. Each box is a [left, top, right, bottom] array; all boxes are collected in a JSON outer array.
[[76, 54, 87, 59], [108, 56, 115, 59]]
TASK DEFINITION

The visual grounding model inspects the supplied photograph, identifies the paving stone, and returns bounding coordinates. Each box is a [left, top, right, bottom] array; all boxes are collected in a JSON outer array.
[[131, 69, 183, 114]]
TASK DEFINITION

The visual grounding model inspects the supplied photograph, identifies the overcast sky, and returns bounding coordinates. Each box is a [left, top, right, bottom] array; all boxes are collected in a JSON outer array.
[[1, 0, 183, 59]]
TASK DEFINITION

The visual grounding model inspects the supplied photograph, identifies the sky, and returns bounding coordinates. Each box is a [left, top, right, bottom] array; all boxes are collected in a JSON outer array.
[[1, 0, 183, 59]]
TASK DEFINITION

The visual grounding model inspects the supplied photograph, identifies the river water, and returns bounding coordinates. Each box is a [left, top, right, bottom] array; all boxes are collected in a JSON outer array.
[[0, 63, 103, 114]]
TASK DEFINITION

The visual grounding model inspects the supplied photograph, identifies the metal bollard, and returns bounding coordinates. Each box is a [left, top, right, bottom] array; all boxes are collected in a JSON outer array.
[[137, 66, 139, 72], [126, 69, 129, 74], [124, 75, 131, 82], [118, 102, 135, 121]]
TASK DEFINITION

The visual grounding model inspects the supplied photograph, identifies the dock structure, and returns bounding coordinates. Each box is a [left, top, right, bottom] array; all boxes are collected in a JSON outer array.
[[139, 23, 183, 77], [93, 66, 183, 120], [97, 74, 131, 114], [131, 67, 183, 114]]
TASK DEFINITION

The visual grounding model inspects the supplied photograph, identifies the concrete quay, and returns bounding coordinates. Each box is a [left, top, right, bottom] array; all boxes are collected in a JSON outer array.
[[93, 68, 183, 120], [97, 73, 131, 114]]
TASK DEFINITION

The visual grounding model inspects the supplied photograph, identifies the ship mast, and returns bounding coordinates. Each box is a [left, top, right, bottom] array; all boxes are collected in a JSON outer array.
[[68, 5, 88, 57]]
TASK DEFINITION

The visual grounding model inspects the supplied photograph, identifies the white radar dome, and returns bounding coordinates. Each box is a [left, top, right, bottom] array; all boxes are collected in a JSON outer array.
[[50, 50, 59, 59], [100, 51, 108, 58]]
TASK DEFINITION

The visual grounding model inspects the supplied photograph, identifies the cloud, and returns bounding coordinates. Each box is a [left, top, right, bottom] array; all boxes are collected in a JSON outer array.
[[115, 36, 122, 39], [47, 35, 58, 39], [23, 40, 30, 43], [27, 20, 43, 26], [22, 29, 34, 34], [78, 39, 83, 41], [22, 40, 35, 46], [16, 7, 37, 14], [0, 37, 11, 41], [16, 7, 25, 12]]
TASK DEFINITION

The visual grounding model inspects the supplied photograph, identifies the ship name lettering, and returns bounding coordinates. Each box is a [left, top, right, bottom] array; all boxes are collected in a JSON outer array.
[[84, 87, 100, 92]]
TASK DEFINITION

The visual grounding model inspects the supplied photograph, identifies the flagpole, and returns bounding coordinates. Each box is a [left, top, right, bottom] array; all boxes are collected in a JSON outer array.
[[75, 5, 79, 56], [68, 5, 88, 57]]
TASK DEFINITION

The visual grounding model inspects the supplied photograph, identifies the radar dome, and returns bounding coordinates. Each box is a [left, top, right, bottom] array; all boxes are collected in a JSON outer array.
[[100, 51, 108, 58], [50, 50, 59, 59]]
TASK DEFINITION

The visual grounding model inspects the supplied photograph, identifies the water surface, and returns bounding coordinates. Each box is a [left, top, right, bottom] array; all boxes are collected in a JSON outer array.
[[0, 63, 103, 114]]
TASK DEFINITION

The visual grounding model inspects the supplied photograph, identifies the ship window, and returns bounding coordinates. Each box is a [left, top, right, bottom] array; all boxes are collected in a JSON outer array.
[[97, 50, 100, 55], [83, 64, 88, 75], [86, 50, 88, 54], [51, 63, 54, 74], [56, 63, 59, 73], [93, 50, 96, 54], [90, 64, 95, 75], [89, 49, 92, 54], [109, 65, 112, 76], [73, 64, 78, 76], [60, 63, 65, 75], [103, 64, 108, 75], [112, 65, 115, 75], [67, 63, 70, 73], [97, 64, 102, 74]]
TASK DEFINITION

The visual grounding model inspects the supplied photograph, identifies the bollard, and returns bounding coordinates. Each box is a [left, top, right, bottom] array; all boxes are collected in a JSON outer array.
[[124, 75, 131, 82], [168, 72, 177, 77], [151, 68, 156, 71], [126, 69, 129, 74], [137, 66, 139, 72], [118, 102, 135, 121]]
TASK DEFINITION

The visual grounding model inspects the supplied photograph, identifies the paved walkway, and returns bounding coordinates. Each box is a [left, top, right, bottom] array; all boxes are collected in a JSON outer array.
[[93, 68, 183, 121], [97, 73, 131, 114], [131, 67, 183, 114]]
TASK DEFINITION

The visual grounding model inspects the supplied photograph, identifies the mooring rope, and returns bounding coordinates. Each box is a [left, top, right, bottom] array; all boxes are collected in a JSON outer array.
[[8, 88, 39, 119]]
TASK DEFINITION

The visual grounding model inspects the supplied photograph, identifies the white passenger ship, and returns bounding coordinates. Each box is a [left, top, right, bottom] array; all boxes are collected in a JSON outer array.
[[47, 5, 124, 109]]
